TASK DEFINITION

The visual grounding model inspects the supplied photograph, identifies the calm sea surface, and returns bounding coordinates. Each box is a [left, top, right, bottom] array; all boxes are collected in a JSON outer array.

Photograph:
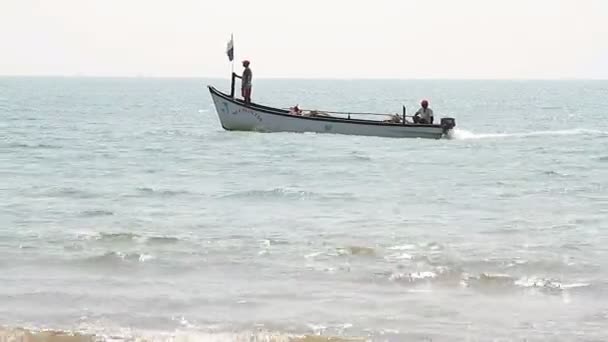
[[1, 77, 607, 341]]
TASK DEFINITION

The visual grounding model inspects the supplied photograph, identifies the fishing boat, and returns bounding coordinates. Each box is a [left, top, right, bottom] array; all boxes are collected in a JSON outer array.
[[207, 80, 456, 139]]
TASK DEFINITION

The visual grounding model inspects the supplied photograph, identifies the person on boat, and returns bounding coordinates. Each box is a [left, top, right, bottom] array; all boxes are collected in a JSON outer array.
[[413, 100, 434, 124], [241, 60, 253, 105], [289, 105, 302, 115], [234, 60, 253, 105]]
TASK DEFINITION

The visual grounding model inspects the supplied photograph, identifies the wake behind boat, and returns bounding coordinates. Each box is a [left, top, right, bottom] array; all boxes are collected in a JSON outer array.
[[208, 84, 456, 139]]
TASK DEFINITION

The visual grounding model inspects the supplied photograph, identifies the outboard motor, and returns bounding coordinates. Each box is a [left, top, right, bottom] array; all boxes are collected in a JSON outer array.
[[440, 117, 456, 134]]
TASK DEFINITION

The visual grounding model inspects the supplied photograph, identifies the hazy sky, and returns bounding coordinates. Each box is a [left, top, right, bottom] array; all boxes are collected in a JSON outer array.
[[1, 0, 607, 79]]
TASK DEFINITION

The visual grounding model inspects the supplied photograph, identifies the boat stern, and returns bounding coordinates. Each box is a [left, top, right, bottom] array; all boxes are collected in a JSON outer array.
[[440, 117, 456, 134]]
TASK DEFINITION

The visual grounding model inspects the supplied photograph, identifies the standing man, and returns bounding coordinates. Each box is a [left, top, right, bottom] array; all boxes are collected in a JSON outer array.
[[413, 100, 434, 124], [240, 60, 252, 105]]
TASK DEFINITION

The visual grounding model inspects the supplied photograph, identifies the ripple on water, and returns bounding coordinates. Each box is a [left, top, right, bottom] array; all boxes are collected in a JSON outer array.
[[218, 188, 355, 201], [2, 142, 62, 149], [44, 187, 98, 199], [135, 187, 192, 197], [80, 209, 114, 217]]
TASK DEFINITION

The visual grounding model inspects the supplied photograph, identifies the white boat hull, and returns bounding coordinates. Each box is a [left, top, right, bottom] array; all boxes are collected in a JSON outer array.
[[208, 86, 454, 139]]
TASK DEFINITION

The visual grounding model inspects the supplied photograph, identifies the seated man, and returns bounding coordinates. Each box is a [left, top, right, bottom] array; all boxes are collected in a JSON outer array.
[[289, 105, 303, 115], [413, 100, 434, 124]]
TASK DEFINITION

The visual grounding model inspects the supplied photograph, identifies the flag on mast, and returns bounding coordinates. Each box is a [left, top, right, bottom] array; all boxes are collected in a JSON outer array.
[[226, 34, 234, 62]]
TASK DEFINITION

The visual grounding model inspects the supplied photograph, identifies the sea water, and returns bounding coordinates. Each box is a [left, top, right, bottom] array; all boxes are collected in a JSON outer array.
[[1, 77, 607, 341]]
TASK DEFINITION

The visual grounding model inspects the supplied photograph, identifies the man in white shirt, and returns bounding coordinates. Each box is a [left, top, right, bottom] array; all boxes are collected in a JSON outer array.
[[413, 100, 434, 124]]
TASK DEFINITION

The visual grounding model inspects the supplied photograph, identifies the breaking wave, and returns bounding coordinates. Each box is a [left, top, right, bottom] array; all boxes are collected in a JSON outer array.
[[389, 271, 438, 282], [387, 268, 591, 293], [0, 327, 365, 342], [513, 277, 590, 290], [449, 128, 607, 140]]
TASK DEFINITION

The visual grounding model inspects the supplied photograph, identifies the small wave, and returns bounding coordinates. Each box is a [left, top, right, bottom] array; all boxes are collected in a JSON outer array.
[[259, 238, 289, 246], [389, 271, 437, 282], [542, 170, 569, 177], [461, 273, 591, 293], [348, 151, 372, 161], [424, 242, 443, 251], [80, 209, 114, 217], [597, 156, 608, 162], [3, 142, 61, 149], [514, 277, 590, 291], [47, 187, 97, 199], [136, 187, 191, 197], [83, 251, 155, 265], [222, 188, 314, 200], [387, 244, 416, 251], [384, 252, 413, 261], [305, 323, 354, 337], [18, 244, 36, 250], [83, 232, 183, 246], [220, 188, 352, 201], [384, 268, 592, 293], [464, 273, 516, 288], [96, 232, 140, 242], [449, 128, 607, 140], [337, 246, 376, 257], [146, 236, 180, 244], [304, 251, 324, 259]]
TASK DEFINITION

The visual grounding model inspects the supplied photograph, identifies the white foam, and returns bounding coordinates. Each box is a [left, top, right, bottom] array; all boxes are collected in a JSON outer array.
[[387, 244, 416, 251], [304, 251, 323, 259], [514, 277, 590, 290], [410, 271, 438, 280], [389, 271, 437, 281], [138, 253, 154, 262], [306, 323, 327, 334], [559, 283, 590, 289], [384, 253, 413, 261]]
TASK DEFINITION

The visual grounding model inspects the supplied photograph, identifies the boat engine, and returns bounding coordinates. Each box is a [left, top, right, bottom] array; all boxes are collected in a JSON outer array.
[[440, 117, 456, 133]]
